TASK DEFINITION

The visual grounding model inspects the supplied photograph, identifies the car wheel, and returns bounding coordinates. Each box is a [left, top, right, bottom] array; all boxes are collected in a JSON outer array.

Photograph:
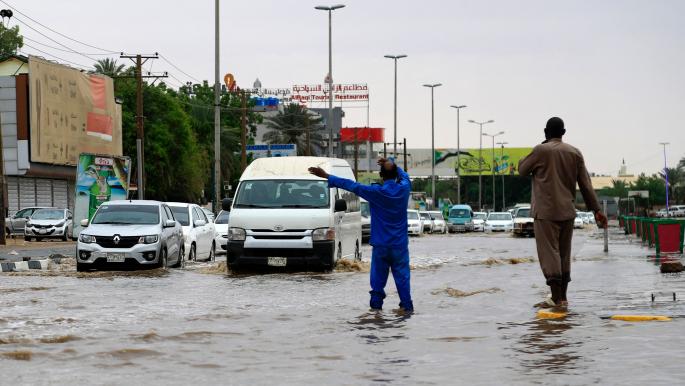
[[76, 262, 87, 272], [24, 236, 31, 242], [172, 245, 184, 268], [158, 248, 168, 269], [189, 244, 196, 262], [209, 242, 216, 262]]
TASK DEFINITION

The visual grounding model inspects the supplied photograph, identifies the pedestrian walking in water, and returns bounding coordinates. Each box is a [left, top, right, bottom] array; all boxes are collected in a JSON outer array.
[[519, 117, 607, 308], [309, 158, 414, 313]]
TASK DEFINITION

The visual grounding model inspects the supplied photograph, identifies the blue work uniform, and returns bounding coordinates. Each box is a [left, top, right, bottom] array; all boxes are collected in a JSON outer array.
[[327, 166, 413, 311]]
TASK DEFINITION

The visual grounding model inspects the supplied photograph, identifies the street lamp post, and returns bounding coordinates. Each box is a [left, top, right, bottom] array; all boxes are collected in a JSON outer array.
[[659, 142, 670, 214], [450, 105, 467, 204], [496, 141, 508, 210], [423, 83, 442, 207], [483, 131, 504, 211], [468, 119, 494, 210], [384, 54, 407, 157], [315, 4, 346, 157]]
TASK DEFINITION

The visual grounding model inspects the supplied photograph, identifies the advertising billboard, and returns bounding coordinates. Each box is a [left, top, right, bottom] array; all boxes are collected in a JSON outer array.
[[291, 84, 369, 104], [73, 153, 131, 235], [400, 148, 533, 177], [28, 56, 122, 166]]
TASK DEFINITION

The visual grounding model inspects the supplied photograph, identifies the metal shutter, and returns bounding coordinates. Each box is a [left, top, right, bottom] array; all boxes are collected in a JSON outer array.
[[67, 180, 75, 212], [35, 179, 52, 207], [6, 176, 19, 214], [18, 177, 36, 208], [52, 179, 68, 209]]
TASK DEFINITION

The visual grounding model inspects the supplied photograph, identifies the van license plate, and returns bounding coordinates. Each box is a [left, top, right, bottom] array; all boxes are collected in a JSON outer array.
[[268, 257, 287, 267], [106, 253, 125, 263]]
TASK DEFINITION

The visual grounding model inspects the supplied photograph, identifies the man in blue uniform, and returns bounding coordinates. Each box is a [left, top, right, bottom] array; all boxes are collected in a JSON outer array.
[[309, 158, 413, 313]]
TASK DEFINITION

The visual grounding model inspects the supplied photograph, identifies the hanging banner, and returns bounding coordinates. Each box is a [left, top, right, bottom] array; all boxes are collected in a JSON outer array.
[[28, 56, 122, 165], [73, 153, 131, 236], [398, 148, 534, 177], [291, 83, 369, 104]]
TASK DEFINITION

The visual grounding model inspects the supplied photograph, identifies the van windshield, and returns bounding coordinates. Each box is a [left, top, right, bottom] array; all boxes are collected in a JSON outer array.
[[234, 180, 330, 209], [449, 209, 470, 218]]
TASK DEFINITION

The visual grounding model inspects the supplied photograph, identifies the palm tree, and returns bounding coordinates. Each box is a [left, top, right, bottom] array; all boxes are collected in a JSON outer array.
[[263, 104, 324, 156], [659, 167, 684, 204], [93, 58, 125, 78]]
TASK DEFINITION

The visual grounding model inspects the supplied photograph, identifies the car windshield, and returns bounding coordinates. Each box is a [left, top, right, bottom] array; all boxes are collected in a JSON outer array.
[[474, 213, 487, 220], [420, 213, 430, 220], [449, 209, 470, 218], [576, 212, 582, 218], [91, 205, 160, 225], [360, 201, 370, 218], [430, 212, 444, 220], [488, 213, 512, 221], [517, 208, 531, 218], [169, 206, 190, 226], [234, 180, 330, 209], [407, 211, 419, 220], [31, 209, 63, 220], [215, 211, 229, 224]]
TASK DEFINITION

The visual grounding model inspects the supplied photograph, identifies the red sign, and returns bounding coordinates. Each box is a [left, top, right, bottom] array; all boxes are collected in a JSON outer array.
[[340, 127, 384, 143]]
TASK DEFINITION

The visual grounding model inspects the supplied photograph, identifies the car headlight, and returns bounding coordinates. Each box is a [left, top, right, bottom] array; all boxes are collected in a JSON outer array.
[[228, 227, 246, 241], [79, 234, 96, 243], [312, 227, 335, 241], [26, 221, 32, 227], [56, 221, 65, 227], [138, 235, 159, 244]]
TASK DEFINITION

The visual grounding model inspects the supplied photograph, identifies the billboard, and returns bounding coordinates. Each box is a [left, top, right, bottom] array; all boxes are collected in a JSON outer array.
[[73, 153, 131, 235], [291, 84, 369, 104], [28, 56, 122, 165], [399, 148, 533, 177], [246, 144, 297, 159]]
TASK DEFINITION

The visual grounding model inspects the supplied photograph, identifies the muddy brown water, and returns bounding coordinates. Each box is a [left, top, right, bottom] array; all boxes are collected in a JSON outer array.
[[1, 228, 684, 385]]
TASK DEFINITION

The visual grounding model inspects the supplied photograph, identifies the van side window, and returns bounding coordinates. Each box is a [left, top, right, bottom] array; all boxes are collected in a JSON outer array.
[[339, 189, 360, 213]]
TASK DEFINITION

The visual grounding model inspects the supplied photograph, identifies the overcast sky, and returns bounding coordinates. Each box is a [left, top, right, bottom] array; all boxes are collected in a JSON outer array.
[[9, 0, 684, 175]]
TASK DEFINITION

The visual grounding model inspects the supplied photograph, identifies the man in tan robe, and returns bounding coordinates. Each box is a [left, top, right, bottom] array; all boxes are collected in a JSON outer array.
[[519, 117, 607, 308]]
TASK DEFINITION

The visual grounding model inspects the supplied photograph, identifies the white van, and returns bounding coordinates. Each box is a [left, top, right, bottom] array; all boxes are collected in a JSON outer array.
[[224, 157, 362, 271]]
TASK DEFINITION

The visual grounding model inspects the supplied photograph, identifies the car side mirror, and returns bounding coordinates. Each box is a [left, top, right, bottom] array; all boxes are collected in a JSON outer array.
[[80, 219, 89, 227], [222, 198, 232, 212], [194, 219, 206, 227], [164, 220, 177, 228], [334, 199, 347, 212]]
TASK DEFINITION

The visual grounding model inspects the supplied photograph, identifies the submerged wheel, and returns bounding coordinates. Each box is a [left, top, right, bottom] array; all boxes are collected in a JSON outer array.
[[209, 242, 216, 262], [354, 242, 361, 262]]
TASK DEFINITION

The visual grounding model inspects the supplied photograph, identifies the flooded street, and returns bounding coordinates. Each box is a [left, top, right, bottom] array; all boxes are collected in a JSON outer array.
[[2, 228, 684, 385]]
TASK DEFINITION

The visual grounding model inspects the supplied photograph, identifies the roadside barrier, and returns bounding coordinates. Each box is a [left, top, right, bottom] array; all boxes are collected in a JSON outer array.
[[618, 216, 685, 257], [0, 259, 49, 272]]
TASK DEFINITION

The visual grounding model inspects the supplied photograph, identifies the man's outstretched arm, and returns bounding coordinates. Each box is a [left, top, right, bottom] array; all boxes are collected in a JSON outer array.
[[308, 166, 382, 204]]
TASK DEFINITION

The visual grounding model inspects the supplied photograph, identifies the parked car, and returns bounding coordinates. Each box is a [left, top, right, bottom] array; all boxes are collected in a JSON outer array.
[[587, 212, 596, 225], [574, 212, 585, 228], [472, 212, 487, 232], [512, 206, 534, 237], [168, 202, 217, 261], [671, 205, 685, 218], [656, 208, 668, 218], [448, 204, 474, 232], [484, 212, 514, 232], [5, 207, 51, 236], [214, 210, 230, 255], [202, 208, 216, 223], [429, 211, 448, 234], [361, 199, 371, 242], [407, 210, 423, 236], [225, 157, 361, 271], [24, 208, 74, 241], [76, 200, 184, 271], [419, 211, 434, 233]]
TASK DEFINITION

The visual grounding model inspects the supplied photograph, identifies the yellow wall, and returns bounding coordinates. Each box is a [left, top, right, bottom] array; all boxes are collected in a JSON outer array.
[[0, 58, 28, 76]]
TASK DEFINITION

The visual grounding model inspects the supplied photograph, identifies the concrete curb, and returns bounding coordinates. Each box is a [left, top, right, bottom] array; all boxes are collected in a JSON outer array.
[[0, 259, 50, 272]]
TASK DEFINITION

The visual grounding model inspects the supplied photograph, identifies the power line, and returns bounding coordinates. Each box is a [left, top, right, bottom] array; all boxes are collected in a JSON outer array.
[[20, 43, 92, 70], [22, 35, 111, 56], [159, 54, 203, 84], [12, 15, 99, 63], [0, 0, 119, 54]]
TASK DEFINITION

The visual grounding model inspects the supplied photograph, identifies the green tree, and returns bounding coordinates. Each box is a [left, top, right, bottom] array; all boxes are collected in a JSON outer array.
[[0, 24, 23, 56], [263, 103, 324, 156], [631, 173, 667, 206], [659, 167, 684, 204], [600, 179, 629, 198], [93, 58, 125, 78]]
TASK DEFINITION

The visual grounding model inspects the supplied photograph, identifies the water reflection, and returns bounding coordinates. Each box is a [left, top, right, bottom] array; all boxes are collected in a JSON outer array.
[[503, 316, 587, 376]]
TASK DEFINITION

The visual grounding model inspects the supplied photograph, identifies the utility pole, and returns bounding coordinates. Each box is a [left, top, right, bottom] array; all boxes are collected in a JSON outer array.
[[450, 105, 467, 204], [482, 131, 504, 211], [659, 142, 670, 213], [353, 127, 359, 179], [119, 53, 166, 200], [497, 141, 508, 210], [305, 111, 311, 156], [241, 90, 248, 172], [383, 142, 387, 158], [0, 115, 5, 245], [403, 138, 407, 171], [468, 119, 494, 210], [423, 83, 441, 206], [214, 0, 221, 211]]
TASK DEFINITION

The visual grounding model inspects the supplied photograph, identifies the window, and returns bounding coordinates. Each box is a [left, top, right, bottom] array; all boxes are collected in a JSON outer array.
[[420, 212, 430, 220], [170, 206, 190, 226], [195, 207, 209, 223], [360, 201, 370, 218], [163, 206, 175, 222], [15, 209, 29, 218], [430, 212, 444, 220], [91, 205, 160, 225], [215, 211, 230, 224], [234, 180, 330, 209], [516, 208, 531, 218], [407, 211, 419, 220], [449, 209, 470, 218], [488, 213, 512, 221], [338, 189, 360, 213]]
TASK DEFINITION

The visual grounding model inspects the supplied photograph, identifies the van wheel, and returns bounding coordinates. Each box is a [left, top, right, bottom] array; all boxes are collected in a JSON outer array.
[[337, 243, 342, 262], [354, 242, 361, 262]]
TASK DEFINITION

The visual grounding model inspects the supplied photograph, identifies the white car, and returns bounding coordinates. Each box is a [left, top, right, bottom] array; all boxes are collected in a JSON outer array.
[[419, 211, 434, 233], [214, 210, 229, 255], [361, 199, 371, 242], [472, 212, 487, 232], [24, 208, 74, 241], [484, 212, 514, 232], [574, 213, 585, 229], [168, 202, 217, 261], [407, 210, 423, 236], [202, 208, 216, 223], [429, 211, 448, 234], [671, 205, 685, 218]]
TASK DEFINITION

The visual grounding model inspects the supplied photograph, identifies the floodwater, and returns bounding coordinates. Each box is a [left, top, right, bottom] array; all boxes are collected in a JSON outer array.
[[1, 227, 684, 385]]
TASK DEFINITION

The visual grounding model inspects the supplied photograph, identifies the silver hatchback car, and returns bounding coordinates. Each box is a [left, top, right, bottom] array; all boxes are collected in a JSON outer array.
[[76, 200, 184, 271]]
